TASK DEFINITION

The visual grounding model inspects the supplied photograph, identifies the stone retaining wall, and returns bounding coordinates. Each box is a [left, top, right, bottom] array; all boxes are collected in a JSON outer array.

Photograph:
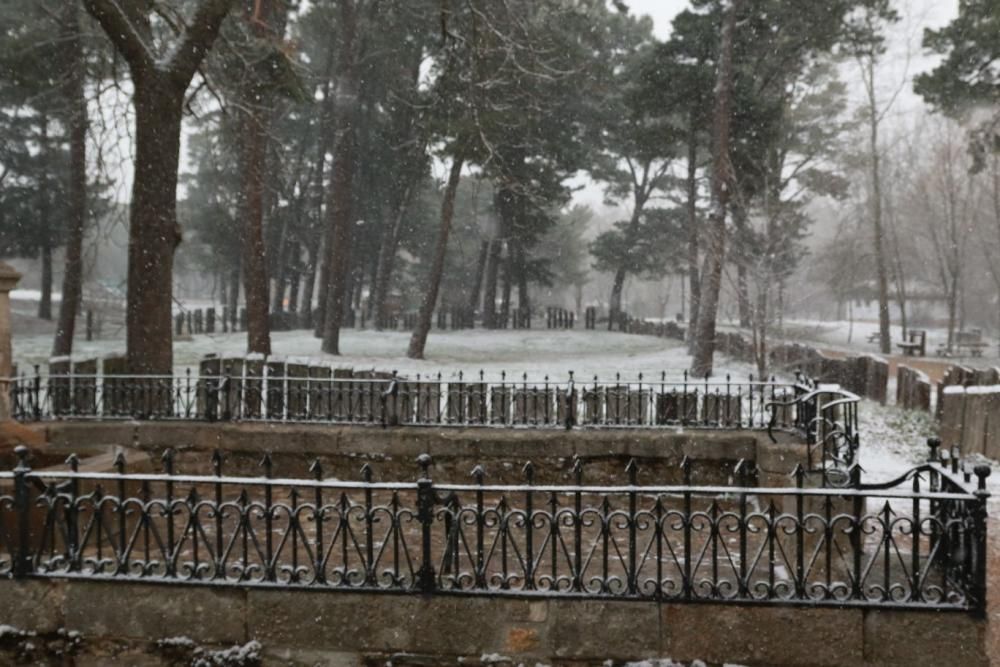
[[897, 365, 932, 412], [939, 385, 1000, 458], [714, 334, 889, 405], [32, 421, 804, 487], [0, 579, 987, 666]]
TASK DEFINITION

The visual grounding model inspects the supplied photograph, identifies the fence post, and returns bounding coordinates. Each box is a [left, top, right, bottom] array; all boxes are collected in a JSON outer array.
[[222, 373, 232, 421], [972, 465, 991, 616], [416, 453, 436, 593], [565, 371, 576, 430], [13, 446, 32, 578], [32, 365, 42, 421]]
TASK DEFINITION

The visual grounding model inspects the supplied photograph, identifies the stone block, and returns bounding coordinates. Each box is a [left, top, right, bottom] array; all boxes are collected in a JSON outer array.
[[959, 387, 1000, 456], [247, 591, 532, 656], [663, 604, 863, 666], [64, 581, 246, 644], [939, 386, 966, 448], [0, 579, 64, 634], [756, 440, 810, 474], [548, 599, 659, 660], [862, 609, 987, 666]]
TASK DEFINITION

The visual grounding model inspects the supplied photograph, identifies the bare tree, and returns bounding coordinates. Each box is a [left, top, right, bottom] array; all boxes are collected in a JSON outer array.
[[52, 1, 88, 357], [690, 0, 741, 377], [321, 0, 362, 355], [82, 0, 236, 373], [912, 121, 976, 351], [407, 147, 467, 359]]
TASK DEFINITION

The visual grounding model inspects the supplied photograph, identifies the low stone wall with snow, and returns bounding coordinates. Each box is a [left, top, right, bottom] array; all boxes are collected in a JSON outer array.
[[897, 365, 932, 412], [711, 334, 889, 404], [935, 365, 1000, 420], [0, 579, 988, 666], [622, 321, 890, 404], [939, 384, 1000, 458]]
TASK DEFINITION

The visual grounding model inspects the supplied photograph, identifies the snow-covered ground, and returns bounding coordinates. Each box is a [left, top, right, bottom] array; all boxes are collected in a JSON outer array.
[[777, 318, 998, 362], [857, 399, 1000, 512], [12, 328, 763, 382], [12, 326, 998, 499]]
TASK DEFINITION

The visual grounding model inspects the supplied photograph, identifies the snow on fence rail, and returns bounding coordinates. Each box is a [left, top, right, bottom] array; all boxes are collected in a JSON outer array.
[[0, 443, 989, 613], [9, 361, 802, 431]]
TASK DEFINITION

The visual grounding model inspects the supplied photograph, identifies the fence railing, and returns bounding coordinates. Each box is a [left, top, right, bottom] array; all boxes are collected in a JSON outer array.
[[8, 368, 861, 483], [0, 441, 988, 613], [11, 369, 811, 429]]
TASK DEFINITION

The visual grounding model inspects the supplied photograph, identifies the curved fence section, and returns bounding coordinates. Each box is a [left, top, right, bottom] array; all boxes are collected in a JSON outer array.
[[0, 444, 988, 614]]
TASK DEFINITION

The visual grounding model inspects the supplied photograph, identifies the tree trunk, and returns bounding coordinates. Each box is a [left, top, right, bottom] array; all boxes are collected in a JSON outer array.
[[52, 5, 88, 357], [288, 259, 300, 315], [308, 33, 338, 336], [686, 119, 701, 336], [608, 268, 627, 331], [372, 180, 417, 329], [125, 79, 185, 373], [408, 150, 467, 359], [38, 235, 53, 322], [609, 204, 644, 329], [83, 0, 235, 374], [37, 116, 53, 322], [690, 0, 740, 377], [515, 243, 529, 316], [227, 257, 240, 321], [481, 239, 502, 328], [947, 278, 958, 351], [865, 58, 892, 355], [270, 221, 289, 314], [733, 203, 751, 328], [320, 0, 360, 355], [240, 109, 272, 355], [499, 254, 512, 326], [300, 241, 318, 326], [466, 239, 490, 316]]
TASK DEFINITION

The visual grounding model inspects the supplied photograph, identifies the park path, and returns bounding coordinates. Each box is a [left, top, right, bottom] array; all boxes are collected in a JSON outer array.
[[817, 347, 956, 384]]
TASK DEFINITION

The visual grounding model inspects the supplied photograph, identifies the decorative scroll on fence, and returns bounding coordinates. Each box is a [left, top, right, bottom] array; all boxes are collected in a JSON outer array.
[[0, 442, 988, 614]]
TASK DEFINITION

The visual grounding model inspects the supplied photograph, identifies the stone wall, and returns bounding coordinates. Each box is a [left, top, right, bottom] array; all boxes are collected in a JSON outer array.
[[897, 365, 932, 412], [32, 420, 804, 487], [935, 364, 1000, 420], [714, 334, 889, 404], [621, 320, 890, 404], [938, 385, 1000, 458], [0, 579, 987, 666]]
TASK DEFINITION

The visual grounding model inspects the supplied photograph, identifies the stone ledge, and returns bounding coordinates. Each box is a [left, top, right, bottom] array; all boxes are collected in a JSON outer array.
[[0, 579, 988, 666]]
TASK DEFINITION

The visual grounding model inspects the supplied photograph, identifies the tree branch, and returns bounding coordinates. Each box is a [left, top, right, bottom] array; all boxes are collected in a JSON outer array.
[[81, 0, 155, 74], [168, 0, 238, 89]]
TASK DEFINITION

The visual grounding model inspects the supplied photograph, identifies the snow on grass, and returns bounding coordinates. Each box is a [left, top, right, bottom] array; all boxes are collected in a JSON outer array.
[[12, 328, 763, 382], [858, 398, 1000, 512]]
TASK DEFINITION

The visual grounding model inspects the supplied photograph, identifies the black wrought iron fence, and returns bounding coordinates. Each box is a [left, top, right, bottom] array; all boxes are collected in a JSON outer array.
[[10, 368, 813, 429], [0, 441, 988, 613]]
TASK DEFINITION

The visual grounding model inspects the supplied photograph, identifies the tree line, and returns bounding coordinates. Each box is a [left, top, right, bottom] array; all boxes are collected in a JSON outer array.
[[0, 0, 995, 374]]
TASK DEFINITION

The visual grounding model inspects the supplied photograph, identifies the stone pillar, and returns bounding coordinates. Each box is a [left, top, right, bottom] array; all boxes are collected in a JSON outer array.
[[0, 262, 22, 420]]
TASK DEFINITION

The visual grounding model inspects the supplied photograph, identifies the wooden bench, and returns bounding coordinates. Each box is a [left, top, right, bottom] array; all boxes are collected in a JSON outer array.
[[957, 341, 989, 357], [896, 329, 926, 357], [955, 329, 988, 358], [867, 332, 880, 344]]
